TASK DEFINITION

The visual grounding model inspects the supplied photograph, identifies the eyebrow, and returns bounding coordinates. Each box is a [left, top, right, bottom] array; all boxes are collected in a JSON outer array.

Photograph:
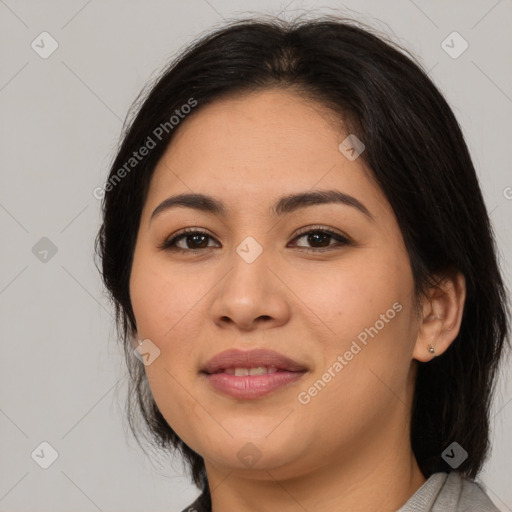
[[150, 189, 374, 223]]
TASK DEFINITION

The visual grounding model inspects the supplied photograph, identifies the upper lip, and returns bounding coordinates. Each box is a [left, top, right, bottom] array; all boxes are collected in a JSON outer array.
[[201, 348, 308, 374]]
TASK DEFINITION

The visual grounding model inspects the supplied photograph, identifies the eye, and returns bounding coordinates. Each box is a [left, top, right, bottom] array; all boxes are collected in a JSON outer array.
[[158, 228, 219, 253], [289, 226, 351, 253], [158, 225, 351, 254]]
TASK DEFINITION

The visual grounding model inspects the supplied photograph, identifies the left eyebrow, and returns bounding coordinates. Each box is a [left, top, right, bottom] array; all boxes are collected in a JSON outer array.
[[272, 190, 374, 221], [150, 189, 375, 224]]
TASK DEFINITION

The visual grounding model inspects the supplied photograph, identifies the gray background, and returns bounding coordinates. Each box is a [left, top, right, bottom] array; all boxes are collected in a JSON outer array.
[[0, 1, 511, 511]]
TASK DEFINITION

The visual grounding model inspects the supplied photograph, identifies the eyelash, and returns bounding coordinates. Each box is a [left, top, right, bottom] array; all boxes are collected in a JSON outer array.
[[158, 225, 351, 255]]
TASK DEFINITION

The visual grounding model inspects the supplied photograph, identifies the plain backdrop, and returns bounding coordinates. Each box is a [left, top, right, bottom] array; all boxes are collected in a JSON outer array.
[[0, 1, 511, 511]]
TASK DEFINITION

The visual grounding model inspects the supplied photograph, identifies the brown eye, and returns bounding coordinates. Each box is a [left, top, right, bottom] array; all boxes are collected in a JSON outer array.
[[291, 228, 351, 253], [159, 229, 219, 252], [158, 226, 351, 254]]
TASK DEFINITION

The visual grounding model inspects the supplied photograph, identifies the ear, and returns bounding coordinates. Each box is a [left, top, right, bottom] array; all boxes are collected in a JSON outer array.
[[412, 271, 466, 362]]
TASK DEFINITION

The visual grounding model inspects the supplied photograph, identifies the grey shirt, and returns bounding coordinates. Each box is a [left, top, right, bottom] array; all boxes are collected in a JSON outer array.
[[397, 471, 501, 512], [180, 471, 501, 512]]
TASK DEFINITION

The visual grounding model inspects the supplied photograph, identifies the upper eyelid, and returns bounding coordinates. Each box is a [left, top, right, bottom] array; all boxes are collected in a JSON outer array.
[[294, 225, 348, 237], [170, 225, 348, 240]]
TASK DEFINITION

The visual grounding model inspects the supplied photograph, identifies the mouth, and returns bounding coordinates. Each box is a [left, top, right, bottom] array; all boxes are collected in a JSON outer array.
[[201, 348, 308, 374], [200, 348, 308, 399], [208, 366, 287, 375], [202, 368, 307, 399]]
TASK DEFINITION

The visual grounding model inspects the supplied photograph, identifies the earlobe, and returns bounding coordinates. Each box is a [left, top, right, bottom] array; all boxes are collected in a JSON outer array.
[[412, 272, 466, 362], [413, 313, 443, 362]]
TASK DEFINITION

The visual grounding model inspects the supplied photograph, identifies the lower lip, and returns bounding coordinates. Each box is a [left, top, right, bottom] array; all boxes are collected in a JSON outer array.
[[203, 370, 306, 399]]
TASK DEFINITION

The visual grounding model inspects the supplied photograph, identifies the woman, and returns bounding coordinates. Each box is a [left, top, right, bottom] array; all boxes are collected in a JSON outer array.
[[95, 15, 510, 512]]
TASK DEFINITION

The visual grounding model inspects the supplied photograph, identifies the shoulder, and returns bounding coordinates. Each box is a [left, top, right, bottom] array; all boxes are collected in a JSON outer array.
[[438, 471, 501, 512], [398, 471, 501, 512]]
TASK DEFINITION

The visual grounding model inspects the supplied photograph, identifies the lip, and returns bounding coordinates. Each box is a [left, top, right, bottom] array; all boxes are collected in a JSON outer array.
[[201, 348, 308, 374], [200, 348, 308, 400], [204, 371, 306, 399]]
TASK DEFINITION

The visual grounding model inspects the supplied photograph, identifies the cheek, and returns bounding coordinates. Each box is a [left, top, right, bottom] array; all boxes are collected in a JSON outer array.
[[130, 247, 199, 340], [129, 248, 221, 387], [129, 254, 209, 443], [294, 249, 415, 399], [289, 251, 409, 345]]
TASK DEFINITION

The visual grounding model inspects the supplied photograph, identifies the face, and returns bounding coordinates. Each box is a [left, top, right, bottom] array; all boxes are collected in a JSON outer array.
[[129, 88, 422, 479]]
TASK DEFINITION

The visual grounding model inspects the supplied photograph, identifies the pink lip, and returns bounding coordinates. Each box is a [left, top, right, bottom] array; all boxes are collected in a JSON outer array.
[[200, 348, 308, 400], [201, 348, 307, 374], [204, 371, 306, 399]]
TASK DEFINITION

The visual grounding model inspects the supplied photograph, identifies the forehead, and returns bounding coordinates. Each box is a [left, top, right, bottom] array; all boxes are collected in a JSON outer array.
[[145, 88, 390, 221], [165, 88, 345, 165]]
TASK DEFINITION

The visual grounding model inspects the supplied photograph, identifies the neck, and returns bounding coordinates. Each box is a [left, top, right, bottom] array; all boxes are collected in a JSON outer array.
[[205, 424, 426, 512]]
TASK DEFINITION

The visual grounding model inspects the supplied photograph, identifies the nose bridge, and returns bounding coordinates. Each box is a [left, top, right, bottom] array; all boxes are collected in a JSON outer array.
[[225, 233, 272, 300], [209, 232, 290, 329], [235, 234, 266, 265]]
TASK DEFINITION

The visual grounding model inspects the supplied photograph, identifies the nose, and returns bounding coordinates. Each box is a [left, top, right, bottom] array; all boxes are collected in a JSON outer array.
[[208, 250, 291, 332]]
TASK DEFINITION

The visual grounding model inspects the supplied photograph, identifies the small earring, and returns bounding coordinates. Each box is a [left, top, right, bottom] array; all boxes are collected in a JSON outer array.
[[428, 344, 436, 356]]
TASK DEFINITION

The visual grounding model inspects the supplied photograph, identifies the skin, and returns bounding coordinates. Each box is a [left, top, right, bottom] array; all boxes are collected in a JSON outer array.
[[129, 88, 466, 512]]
